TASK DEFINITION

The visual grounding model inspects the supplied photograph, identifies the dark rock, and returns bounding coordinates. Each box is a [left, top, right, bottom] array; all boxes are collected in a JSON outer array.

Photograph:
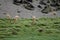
[[24, 3, 35, 10], [47, 0, 50, 3], [50, 3, 60, 7], [41, 9, 48, 14], [37, 5, 42, 9], [26, 0, 33, 2], [17, 11, 21, 13], [13, 0, 23, 5], [39, 1, 46, 5], [23, 1, 30, 4]]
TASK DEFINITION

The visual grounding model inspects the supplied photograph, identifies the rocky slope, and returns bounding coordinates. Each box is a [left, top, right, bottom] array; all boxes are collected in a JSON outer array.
[[0, 0, 60, 18]]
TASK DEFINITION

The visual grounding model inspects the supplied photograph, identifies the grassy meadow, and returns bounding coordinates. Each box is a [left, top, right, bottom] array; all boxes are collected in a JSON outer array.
[[0, 17, 60, 40]]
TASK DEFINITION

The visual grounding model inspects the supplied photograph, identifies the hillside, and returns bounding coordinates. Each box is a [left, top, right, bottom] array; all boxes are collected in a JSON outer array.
[[0, 18, 60, 40]]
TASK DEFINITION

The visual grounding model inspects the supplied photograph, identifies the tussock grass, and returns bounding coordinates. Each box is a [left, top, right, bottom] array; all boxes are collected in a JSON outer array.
[[0, 18, 60, 40]]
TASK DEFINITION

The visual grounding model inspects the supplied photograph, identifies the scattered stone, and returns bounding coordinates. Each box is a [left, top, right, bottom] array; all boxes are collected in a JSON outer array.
[[37, 5, 42, 9], [23, 3, 35, 10]]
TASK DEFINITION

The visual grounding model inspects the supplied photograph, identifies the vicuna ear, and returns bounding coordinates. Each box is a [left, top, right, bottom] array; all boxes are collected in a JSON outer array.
[[32, 16, 36, 19], [14, 15, 19, 23], [14, 15, 19, 20]]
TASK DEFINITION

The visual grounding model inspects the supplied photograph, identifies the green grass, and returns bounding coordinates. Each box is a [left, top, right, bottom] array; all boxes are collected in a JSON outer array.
[[0, 17, 60, 40]]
